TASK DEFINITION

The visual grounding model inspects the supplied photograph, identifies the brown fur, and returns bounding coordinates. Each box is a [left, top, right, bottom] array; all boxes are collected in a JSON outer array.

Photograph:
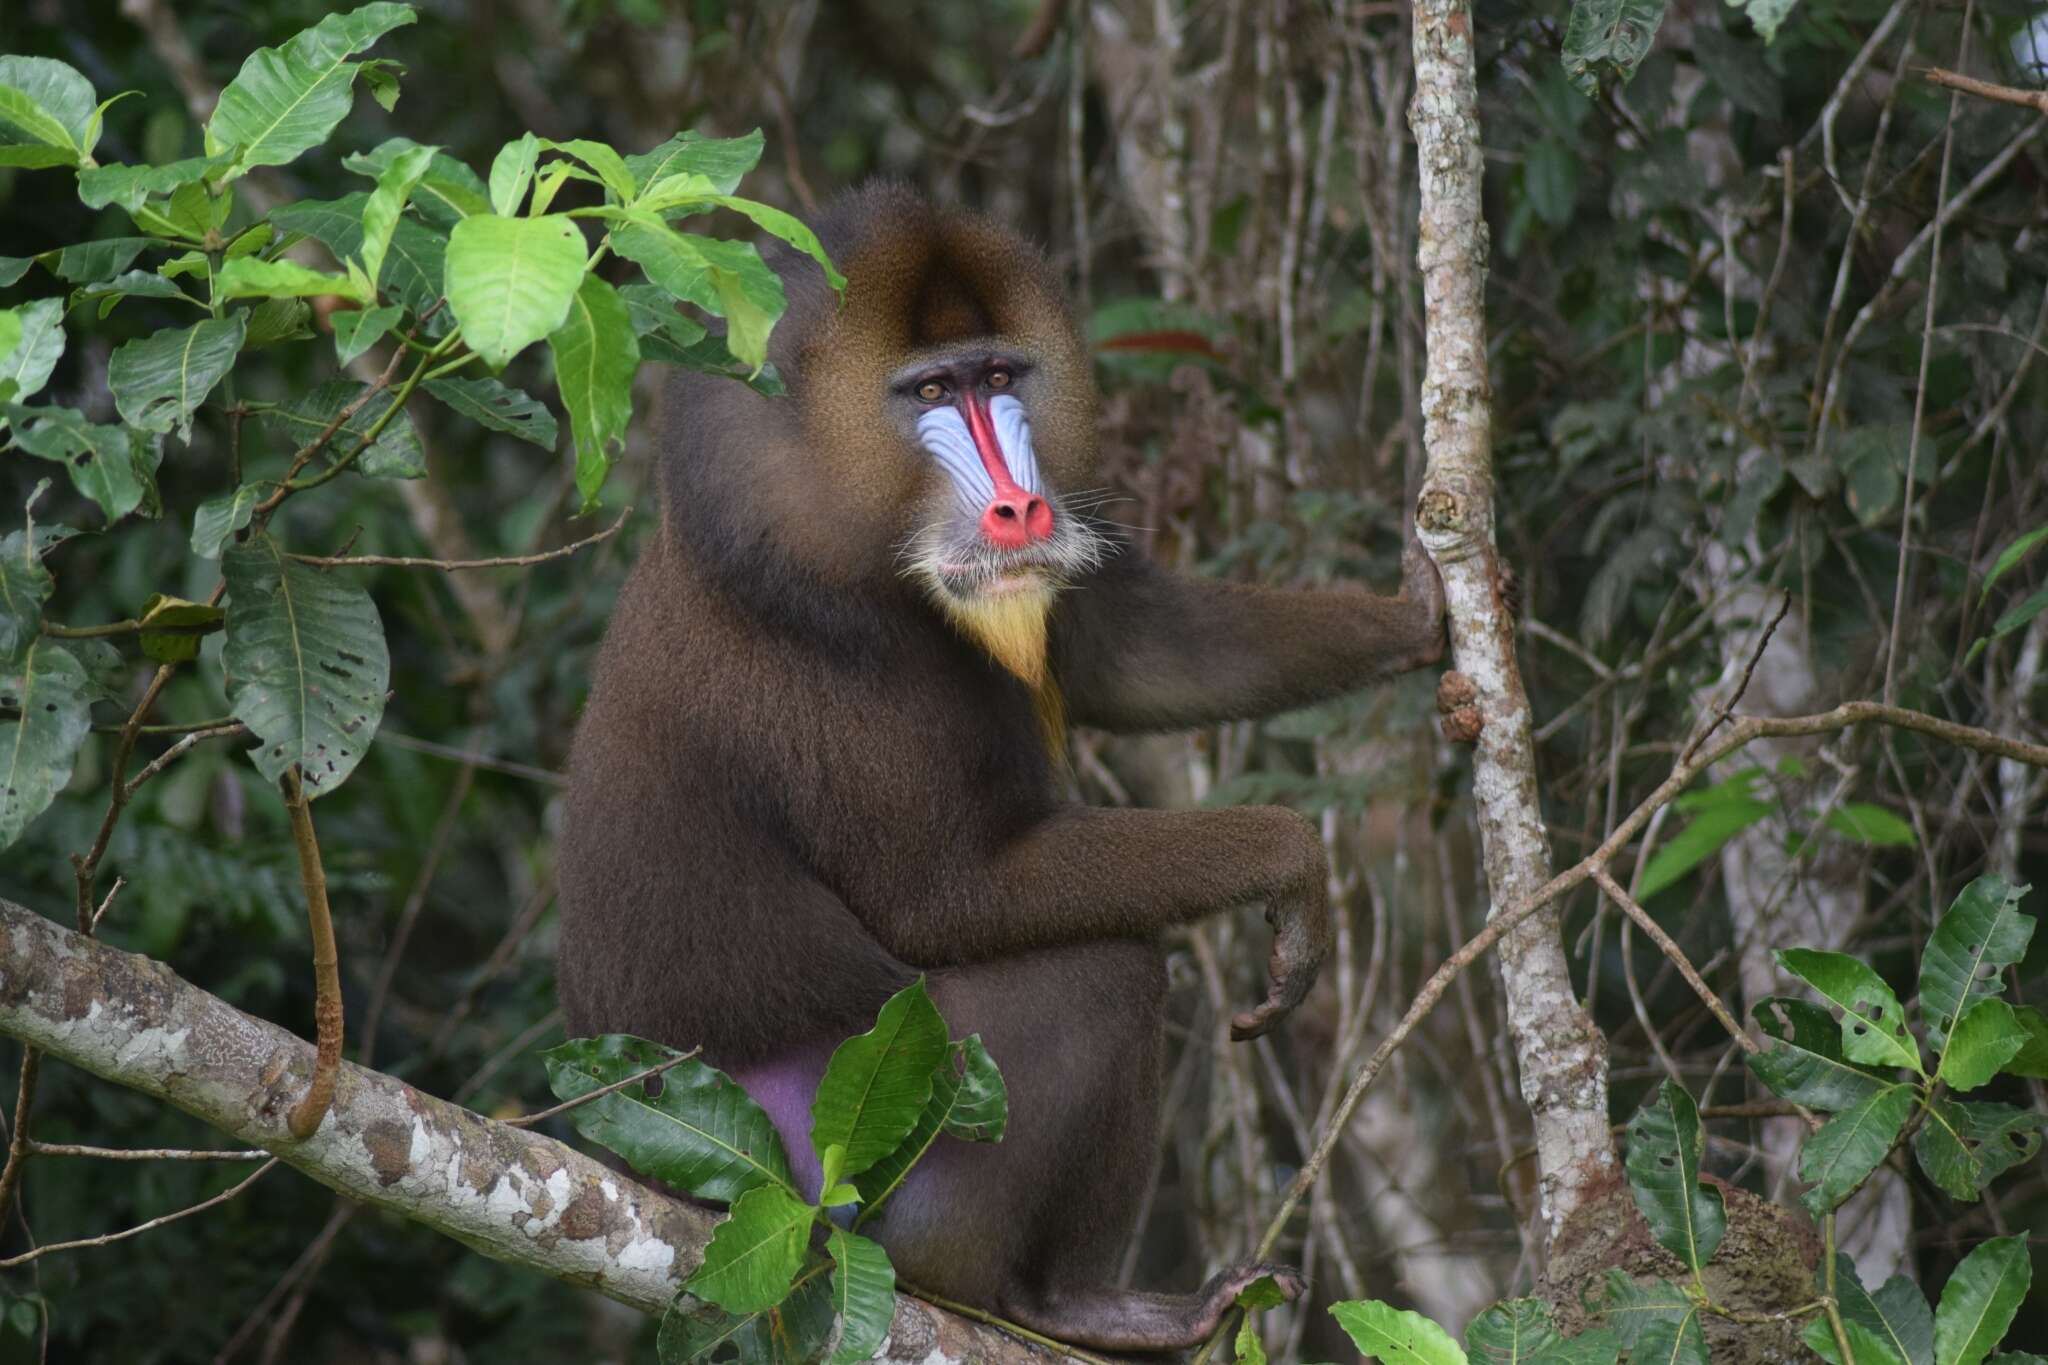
[[558, 183, 1445, 1351]]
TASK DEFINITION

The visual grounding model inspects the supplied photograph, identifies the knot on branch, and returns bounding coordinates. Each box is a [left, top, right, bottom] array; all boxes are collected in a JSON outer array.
[[1437, 671, 1483, 743]]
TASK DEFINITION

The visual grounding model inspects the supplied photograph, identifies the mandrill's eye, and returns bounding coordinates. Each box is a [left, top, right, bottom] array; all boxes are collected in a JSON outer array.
[[986, 369, 1012, 389], [916, 379, 948, 403]]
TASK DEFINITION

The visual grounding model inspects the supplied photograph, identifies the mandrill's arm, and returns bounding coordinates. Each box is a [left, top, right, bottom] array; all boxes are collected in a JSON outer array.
[[1051, 534, 1446, 732]]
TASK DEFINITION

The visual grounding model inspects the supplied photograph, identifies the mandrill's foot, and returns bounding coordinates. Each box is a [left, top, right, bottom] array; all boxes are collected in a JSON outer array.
[[1002, 1260, 1307, 1352]]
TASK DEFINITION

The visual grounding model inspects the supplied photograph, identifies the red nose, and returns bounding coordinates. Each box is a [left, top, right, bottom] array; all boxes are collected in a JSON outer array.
[[980, 493, 1054, 548]]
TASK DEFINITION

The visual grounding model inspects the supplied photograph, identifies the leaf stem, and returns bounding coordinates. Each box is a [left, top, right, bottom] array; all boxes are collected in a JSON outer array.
[[282, 770, 343, 1141]]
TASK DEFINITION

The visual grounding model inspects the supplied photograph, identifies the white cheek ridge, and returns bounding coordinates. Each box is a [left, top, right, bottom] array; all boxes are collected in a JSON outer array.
[[989, 395, 1042, 495], [915, 406, 997, 505]]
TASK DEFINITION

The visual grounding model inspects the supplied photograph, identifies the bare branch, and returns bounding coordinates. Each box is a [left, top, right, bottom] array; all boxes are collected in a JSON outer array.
[[0, 1159, 279, 1268], [1922, 65, 2048, 114], [290, 507, 631, 572]]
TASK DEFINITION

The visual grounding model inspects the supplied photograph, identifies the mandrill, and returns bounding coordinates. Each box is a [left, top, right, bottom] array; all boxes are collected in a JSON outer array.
[[558, 183, 1444, 1351]]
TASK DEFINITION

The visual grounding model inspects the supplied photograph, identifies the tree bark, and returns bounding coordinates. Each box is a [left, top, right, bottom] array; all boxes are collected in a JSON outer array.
[[0, 897, 1057, 1363], [1407, 0, 1617, 1243]]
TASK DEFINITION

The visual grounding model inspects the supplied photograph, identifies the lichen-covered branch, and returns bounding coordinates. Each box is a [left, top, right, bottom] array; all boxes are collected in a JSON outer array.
[[0, 898, 1057, 1364], [1407, 0, 1616, 1240]]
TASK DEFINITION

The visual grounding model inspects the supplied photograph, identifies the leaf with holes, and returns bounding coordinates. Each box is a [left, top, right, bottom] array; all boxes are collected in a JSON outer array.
[[1331, 1300, 1469, 1365], [541, 1034, 795, 1202], [1798, 1081, 1914, 1216], [221, 533, 388, 797], [5, 404, 162, 524], [1624, 1080, 1724, 1271], [1938, 1000, 2028, 1093], [108, 315, 248, 442], [422, 375, 558, 449], [1935, 1236, 2030, 1365], [548, 274, 638, 506], [811, 979, 949, 1183], [1747, 998, 1891, 1111], [0, 531, 52, 664], [443, 213, 589, 369], [0, 297, 64, 403], [259, 381, 423, 481], [1560, 0, 1671, 96], [1776, 949, 1922, 1074], [1918, 876, 2033, 1054], [0, 642, 92, 849], [1466, 1299, 1618, 1365], [1913, 1099, 2042, 1202], [207, 4, 417, 174], [823, 1229, 894, 1365]]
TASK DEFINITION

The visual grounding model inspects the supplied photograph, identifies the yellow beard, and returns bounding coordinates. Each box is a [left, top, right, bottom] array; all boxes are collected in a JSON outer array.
[[938, 584, 1068, 761]]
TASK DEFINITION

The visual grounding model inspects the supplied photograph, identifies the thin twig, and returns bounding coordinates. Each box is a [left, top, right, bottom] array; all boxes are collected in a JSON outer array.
[[282, 773, 342, 1141], [1684, 592, 1791, 763], [287, 507, 630, 571], [1592, 868, 1760, 1055], [0, 1159, 278, 1268], [28, 1143, 268, 1161], [504, 1048, 701, 1129], [123, 723, 249, 802], [1921, 65, 2048, 114], [0, 1051, 41, 1225]]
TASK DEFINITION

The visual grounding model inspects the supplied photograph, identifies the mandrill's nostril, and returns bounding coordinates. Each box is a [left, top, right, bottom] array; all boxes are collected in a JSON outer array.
[[980, 493, 1055, 547], [995, 504, 1018, 519]]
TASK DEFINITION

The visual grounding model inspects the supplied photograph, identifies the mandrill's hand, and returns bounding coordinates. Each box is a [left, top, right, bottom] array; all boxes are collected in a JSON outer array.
[[1230, 882, 1332, 1041], [1396, 537, 1449, 672]]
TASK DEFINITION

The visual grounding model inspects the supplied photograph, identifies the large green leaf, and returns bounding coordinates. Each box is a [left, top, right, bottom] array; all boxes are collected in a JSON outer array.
[[1798, 1081, 1914, 1216], [1466, 1299, 1618, 1365], [0, 641, 92, 849], [1820, 1255, 1934, 1365], [25, 239, 152, 286], [684, 1184, 813, 1315], [221, 533, 389, 796], [608, 217, 786, 372], [1934, 1237, 2030, 1365], [1592, 1274, 1707, 1365], [824, 1229, 894, 1365], [259, 380, 423, 481], [547, 274, 638, 506], [1560, 0, 1671, 96], [1623, 1080, 1724, 1272], [344, 138, 488, 223], [1747, 998, 1891, 1111], [810, 979, 949, 1181], [625, 128, 764, 197], [696, 195, 844, 290], [443, 213, 589, 368], [107, 315, 249, 441], [0, 532, 52, 664], [1912, 1099, 2041, 1202], [0, 56, 96, 166], [1918, 876, 2034, 1052], [1776, 949, 1922, 1073], [421, 375, 557, 449], [0, 297, 65, 402], [1938, 1000, 2028, 1092], [208, 3, 417, 173], [6, 405, 162, 523], [540, 1035, 795, 1202], [76, 156, 230, 213], [1331, 1300, 1469, 1365], [852, 1034, 1008, 1214]]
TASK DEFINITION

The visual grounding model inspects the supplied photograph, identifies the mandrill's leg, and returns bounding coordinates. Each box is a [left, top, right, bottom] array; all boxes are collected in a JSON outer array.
[[870, 942, 1303, 1352]]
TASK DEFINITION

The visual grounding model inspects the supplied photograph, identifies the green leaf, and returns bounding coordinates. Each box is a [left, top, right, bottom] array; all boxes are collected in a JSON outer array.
[[0, 56, 96, 165], [685, 1184, 813, 1315], [1235, 1276, 1289, 1364], [1637, 775, 1773, 898], [1939, 1000, 2027, 1092], [547, 274, 638, 506], [0, 531, 53, 664], [1623, 1080, 1724, 1271], [1467, 1300, 1618, 1365], [810, 979, 949, 1182], [488, 132, 539, 217], [0, 298, 64, 403], [1798, 1081, 1914, 1216], [1912, 1099, 2042, 1202], [1330, 1300, 1469, 1365], [1524, 140, 1579, 229], [208, 3, 418, 173], [1934, 1237, 2031, 1365], [824, 1229, 894, 1365], [1728, 0, 1799, 41], [359, 141, 437, 286], [192, 485, 263, 558], [1560, 0, 1671, 96], [1919, 876, 2035, 1052], [1820, 1255, 1934, 1365], [852, 1034, 1008, 1213], [221, 532, 389, 797], [271, 194, 448, 326], [0, 312, 18, 372], [547, 137, 637, 202], [5, 405, 161, 523], [540, 1035, 796, 1202], [2005, 1006, 2048, 1078], [331, 304, 402, 365], [32, 238, 152, 285], [215, 256, 368, 304], [137, 594, 225, 665], [107, 315, 249, 441], [76, 155, 230, 213], [697, 195, 844, 290], [258, 381, 422, 481], [1982, 525, 2048, 595], [1990, 584, 2048, 640], [242, 299, 313, 349], [625, 128, 764, 196], [443, 213, 589, 368], [74, 270, 198, 318], [0, 642, 92, 849], [658, 1265, 833, 1365], [343, 137, 488, 224], [610, 217, 785, 372], [422, 375, 558, 449], [1824, 804, 1917, 847], [1747, 998, 1891, 1111], [1591, 1274, 1707, 1365], [1776, 948, 1922, 1073], [1805, 1318, 1908, 1365], [619, 282, 710, 363]]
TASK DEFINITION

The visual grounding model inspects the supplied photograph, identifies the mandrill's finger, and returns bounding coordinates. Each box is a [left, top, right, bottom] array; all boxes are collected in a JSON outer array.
[[1230, 998, 1283, 1041]]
